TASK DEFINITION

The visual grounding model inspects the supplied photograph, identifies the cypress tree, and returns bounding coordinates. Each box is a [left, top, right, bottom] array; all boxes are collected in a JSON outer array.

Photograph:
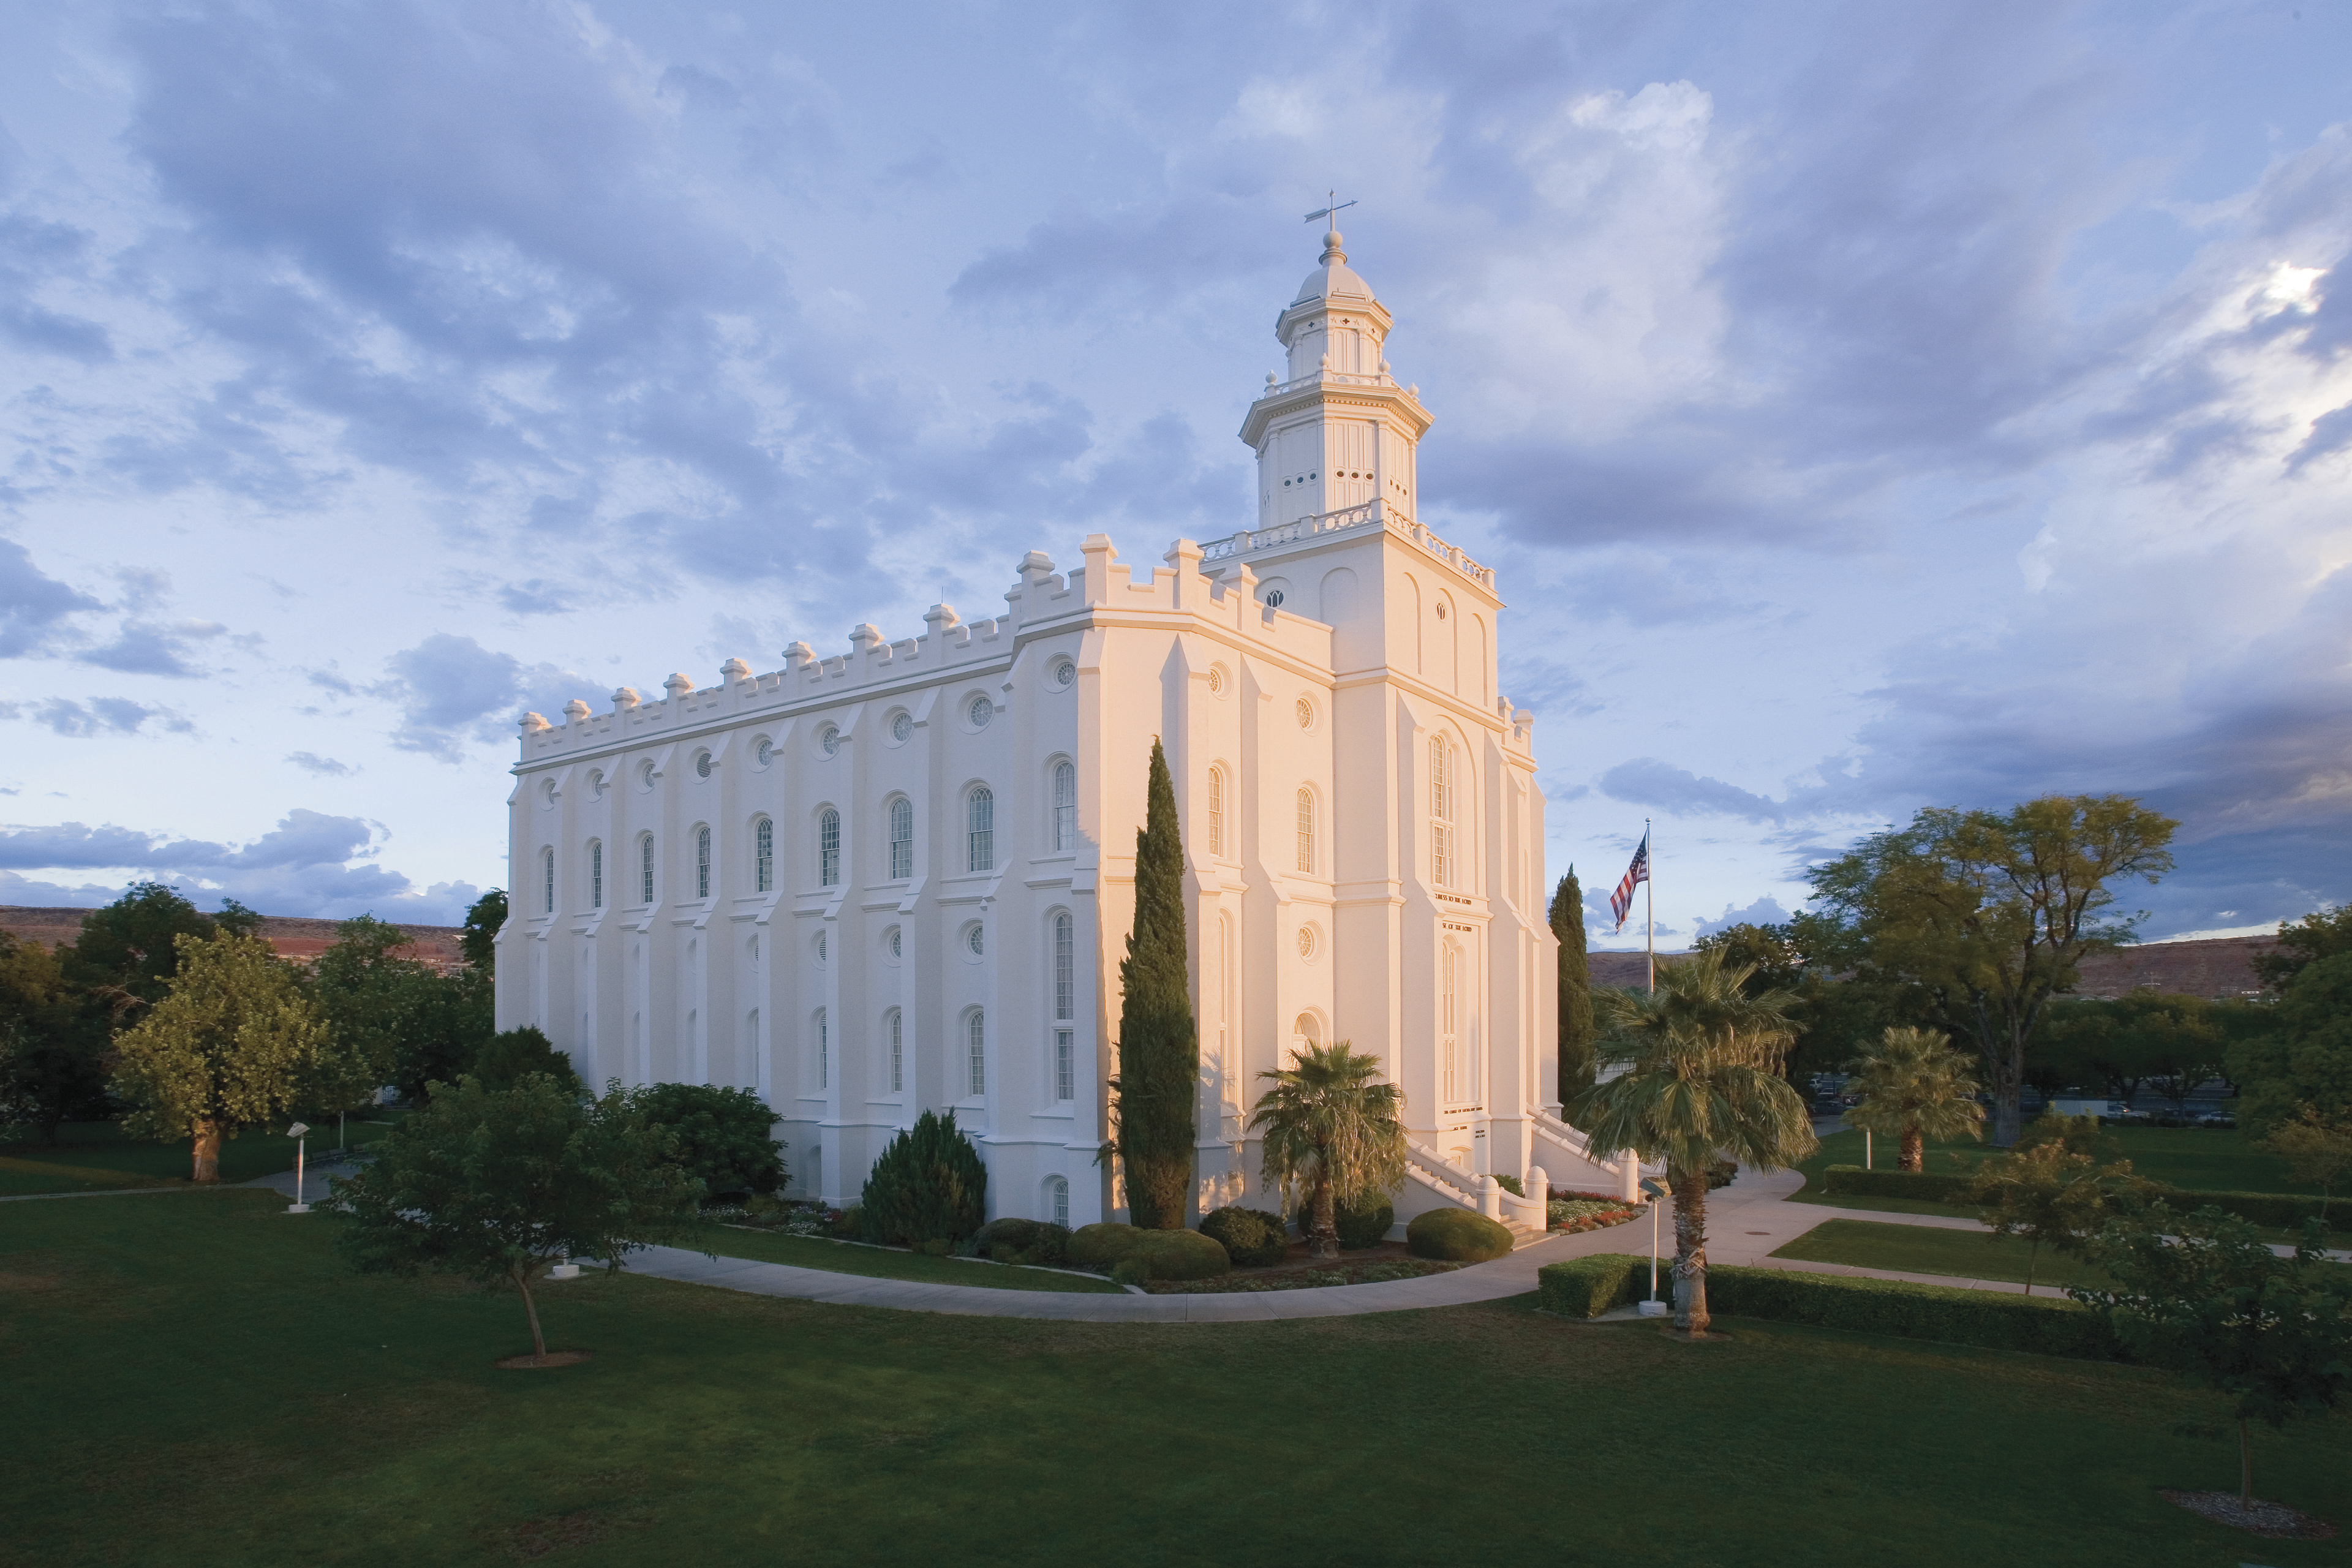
[[1550, 869, 1597, 1105], [1112, 738, 1198, 1229]]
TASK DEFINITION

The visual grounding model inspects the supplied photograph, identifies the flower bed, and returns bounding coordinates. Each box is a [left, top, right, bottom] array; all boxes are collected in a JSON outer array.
[[1140, 1256, 1463, 1294], [1548, 1191, 1643, 1233]]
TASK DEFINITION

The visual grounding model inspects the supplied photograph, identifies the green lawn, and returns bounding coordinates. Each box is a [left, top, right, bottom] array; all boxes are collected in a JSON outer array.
[[1793, 1125, 2316, 1217], [689, 1224, 1124, 1294], [1771, 1218, 2119, 1294], [0, 1117, 400, 1196], [3, 1193, 2346, 1566]]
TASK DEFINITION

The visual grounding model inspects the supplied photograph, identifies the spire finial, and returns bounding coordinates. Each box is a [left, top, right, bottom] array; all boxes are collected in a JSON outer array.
[[1304, 189, 1355, 265]]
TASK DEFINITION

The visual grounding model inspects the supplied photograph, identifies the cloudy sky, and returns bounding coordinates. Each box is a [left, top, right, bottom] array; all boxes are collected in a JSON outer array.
[[2, 1, 2348, 945]]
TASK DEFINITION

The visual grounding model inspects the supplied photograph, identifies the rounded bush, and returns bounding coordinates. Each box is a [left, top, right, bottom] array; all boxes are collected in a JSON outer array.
[[1292, 1194, 1397, 1251], [1068, 1221, 1146, 1268], [1407, 1207, 1515, 1262], [1131, 1229, 1230, 1281], [973, 1216, 1042, 1257], [1200, 1206, 1288, 1267], [1110, 1257, 1152, 1287]]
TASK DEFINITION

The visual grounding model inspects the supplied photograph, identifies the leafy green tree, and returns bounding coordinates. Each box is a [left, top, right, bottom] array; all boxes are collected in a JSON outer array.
[[2229, 952, 2352, 1138], [1843, 1025, 1983, 1170], [1551, 870, 1597, 1104], [460, 888, 508, 973], [1964, 1141, 2154, 1295], [859, 1109, 987, 1246], [2258, 1108, 2352, 1220], [2037, 992, 2226, 1115], [312, 914, 495, 1104], [1247, 1041, 1408, 1260], [1569, 949, 1815, 1334], [61, 882, 224, 1023], [328, 1074, 702, 1362], [1108, 738, 1197, 1229], [2072, 1207, 2352, 1507], [1696, 917, 1927, 1093], [2252, 902, 2352, 993], [1806, 795, 2177, 1146], [0, 932, 96, 1145], [109, 931, 339, 1182], [470, 1025, 582, 1094], [633, 1081, 784, 1196]]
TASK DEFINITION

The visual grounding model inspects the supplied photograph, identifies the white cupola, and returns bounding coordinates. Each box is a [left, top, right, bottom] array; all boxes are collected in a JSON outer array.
[[1238, 227, 1433, 530]]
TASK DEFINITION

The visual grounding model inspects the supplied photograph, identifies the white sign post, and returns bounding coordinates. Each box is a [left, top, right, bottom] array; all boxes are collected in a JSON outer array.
[[1637, 1176, 1670, 1317], [285, 1121, 311, 1214]]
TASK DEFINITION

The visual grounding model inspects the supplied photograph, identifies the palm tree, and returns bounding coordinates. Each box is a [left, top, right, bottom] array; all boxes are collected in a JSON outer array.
[[1248, 1041, 1408, 1259], [1844, 1025, 1984, 1171], [1569, 949, 1816, 1335]]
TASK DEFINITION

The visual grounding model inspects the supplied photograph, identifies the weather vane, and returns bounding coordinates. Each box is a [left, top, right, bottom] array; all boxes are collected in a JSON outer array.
[[1304, 191, 1355, 225]]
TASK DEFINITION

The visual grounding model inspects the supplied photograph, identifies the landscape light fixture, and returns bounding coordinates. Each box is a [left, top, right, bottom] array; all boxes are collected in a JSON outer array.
[[285, 1121, 311, 1214], [1637, 1177, 1670, 1317]]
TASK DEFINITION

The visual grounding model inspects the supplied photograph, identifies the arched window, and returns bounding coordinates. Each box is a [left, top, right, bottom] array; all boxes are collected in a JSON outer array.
[[888, 1008, 903, 1093], [889, 796, 913, 880], [818, 808, 841, 886], [1207, 766, 1224, 857], [1052, 760, 1076, 852], [1053, 912, 1074, 1020], [753, 816, 773, 893], [1442, 941, 1460, 1102], [640, 835, 655, 904], [1430, 735, 1455, 889], [1047, 1174, 1069, 1228], [815, 1008, 829, 1090], [541, 847, 555, 913], [967, 1009, 986, 1097], [1293, 1011, 1321, 1065], [589, 840, 603, 909], [967, 786, 994, 872], [696, 826, 712, 899], [1295, 788, 1315, 874]]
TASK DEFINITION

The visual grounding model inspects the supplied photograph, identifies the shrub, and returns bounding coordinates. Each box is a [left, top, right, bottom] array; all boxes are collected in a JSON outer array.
[[973, 1216, 1071, 1265], [1069, 1221, 1146, 1268], [1492, 1173, 1527, 1198], [1537, 1253, 1656, 1317], [826, 1206, 861, 1240], [1292, 1194, 1396, 1250], [1132, 1228, 1230, 1280], [469, 1026, 582, 1095], [1110, 1257, 1152, 1286], [1821, 1165, 2347, 1234], [1200, 1206, 1289, 1267], [1407, 1207, 1515, 1262], [633, 1082, 786, 1197], [858, 1110, 986, 1246]]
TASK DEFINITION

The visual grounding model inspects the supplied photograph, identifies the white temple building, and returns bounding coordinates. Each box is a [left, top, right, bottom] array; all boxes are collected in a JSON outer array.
[[497, 227, 1638, 1234]]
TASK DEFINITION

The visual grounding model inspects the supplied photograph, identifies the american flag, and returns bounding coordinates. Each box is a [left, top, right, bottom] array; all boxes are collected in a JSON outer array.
[[1609, 833, 1649, 932]]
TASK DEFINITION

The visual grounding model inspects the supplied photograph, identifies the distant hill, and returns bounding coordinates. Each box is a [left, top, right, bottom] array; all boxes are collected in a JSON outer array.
[[1586, 933, 2277, 1000], [0, 905, 468, 973]]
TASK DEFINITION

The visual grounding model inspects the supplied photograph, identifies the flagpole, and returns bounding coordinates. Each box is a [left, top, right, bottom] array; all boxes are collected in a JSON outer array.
[[1645, 818, 1655, 994]]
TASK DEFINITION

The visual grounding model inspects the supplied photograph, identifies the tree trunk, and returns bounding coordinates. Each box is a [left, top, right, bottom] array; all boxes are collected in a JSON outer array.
[[1669, 1166, 1711, 1335], [2238, 1414, 2252, 1507], [1307, 1170, 1338, 1260], [2024, 1237, 2040, 1296], [517, 1267, 548, 1362], [1900, 1126, 1923, 1172], [191, 1120, 222, 1184], [1989, 1047, 2023, 1148]]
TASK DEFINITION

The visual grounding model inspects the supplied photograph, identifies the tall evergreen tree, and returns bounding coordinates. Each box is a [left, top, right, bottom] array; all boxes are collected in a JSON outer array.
[[1111, 738, 1198, 1229], [1550, 869, 1596, 1105]]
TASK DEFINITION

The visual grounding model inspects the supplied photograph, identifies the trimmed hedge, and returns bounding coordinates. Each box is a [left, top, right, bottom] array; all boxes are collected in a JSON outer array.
[[1068, 1221, 1145, 1268], [1534, 1253, 2124, 1360], [1200, 1207, 1288, 1267], [1066, 1222, 1231, 1280], [1820, 1164, 2345, 1232], [971, 1216, 1071, 1265], [1406, 1208, 1515, 1262]]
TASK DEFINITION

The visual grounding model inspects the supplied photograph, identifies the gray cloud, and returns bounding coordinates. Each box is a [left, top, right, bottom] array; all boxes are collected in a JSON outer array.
[[0, 696, 190, 737], [0, 539, 102, 658], [77, 620, 227, 677], [377, 633, 588, 761], [1600, 758, 1793, 824], [285, 751, 354, 776]]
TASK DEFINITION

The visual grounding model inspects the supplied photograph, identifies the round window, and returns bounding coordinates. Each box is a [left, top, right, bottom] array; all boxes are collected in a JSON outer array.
[[1207, 665, 1227, 697], [587, 769, 604, 797], [1051, 659, 1076, 689], [819, 724, 842, 757], [966, 924, 984, 957], [754, 738, 773, 767], [885, 925, 902, 960], [1295, 696, 1314, 729], [1297, 925, 1319, 960], [638, 760, 656, 791], [968, 695, 992, 729], [1436, 602, 1449, 620], [816, 932, 828, 964], [891, 711, 913, 743], [694, 751, 713, 780], [541, 779, 557, 807]]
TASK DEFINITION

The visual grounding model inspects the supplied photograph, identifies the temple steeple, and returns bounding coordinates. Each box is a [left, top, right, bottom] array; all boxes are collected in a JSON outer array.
[[1239, 227, 1434, 530]]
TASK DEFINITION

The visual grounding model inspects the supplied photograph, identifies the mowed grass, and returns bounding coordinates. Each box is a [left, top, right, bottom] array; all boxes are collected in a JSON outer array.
[[0, 1118, 400, 1196], [688, 1224, 1124, 1294], [4, 1194, 2348, 1567], [1791, 1125, 2321, 1221], [1771, 1219, 2121, 1294]]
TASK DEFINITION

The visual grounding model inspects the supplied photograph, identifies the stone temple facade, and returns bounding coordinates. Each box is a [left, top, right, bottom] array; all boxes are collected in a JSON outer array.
[[496, 228, 1636, 1233]]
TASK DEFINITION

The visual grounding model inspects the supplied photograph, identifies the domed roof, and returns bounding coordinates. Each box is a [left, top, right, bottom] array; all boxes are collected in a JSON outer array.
[[1292, 229, 1376, 306]]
